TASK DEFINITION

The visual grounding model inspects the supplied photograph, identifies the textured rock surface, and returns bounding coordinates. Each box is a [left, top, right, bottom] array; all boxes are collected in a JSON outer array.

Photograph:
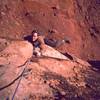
[[0, 40, 33, 66], [0, 40, 100, 100], [0, 0, 100, 99], [0, 0, 100, 60], [41, 45, 69, 60]]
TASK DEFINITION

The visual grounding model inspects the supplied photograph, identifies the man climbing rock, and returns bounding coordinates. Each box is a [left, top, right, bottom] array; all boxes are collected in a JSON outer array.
[[31, 31, 45, 57]]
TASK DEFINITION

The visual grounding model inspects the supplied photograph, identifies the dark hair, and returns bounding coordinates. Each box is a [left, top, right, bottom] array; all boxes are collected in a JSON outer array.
[[31, 30, 38, 36]]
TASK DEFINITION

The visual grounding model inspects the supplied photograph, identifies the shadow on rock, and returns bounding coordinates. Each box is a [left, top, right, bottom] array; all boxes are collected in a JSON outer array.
[[24, 35, 32, 43], [41, 71, 84, 100], [63, 52, 73, 60], [88, 60, 100, 70]]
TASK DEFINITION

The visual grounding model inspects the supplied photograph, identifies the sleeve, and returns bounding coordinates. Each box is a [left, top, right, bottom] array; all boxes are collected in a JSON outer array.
[[38, 36, 45, 49]]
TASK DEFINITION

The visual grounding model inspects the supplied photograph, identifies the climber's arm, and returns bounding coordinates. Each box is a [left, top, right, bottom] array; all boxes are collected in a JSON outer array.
[[38, 36, 45, 50]]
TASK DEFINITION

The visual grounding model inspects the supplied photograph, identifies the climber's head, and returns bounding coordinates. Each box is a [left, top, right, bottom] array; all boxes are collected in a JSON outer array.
[[32, 31, 39, 41]]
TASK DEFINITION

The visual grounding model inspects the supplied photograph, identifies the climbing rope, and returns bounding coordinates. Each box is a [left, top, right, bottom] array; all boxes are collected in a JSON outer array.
[[11, 58, 30, 100], [0, 53, 69, 99], [0, 58, 31, 99], [11, 59, 30, 100]]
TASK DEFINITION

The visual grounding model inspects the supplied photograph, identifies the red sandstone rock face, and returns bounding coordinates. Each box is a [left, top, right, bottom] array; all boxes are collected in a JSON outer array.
[[0, 0, 100, 60], [0, 1, 100, 99], [0, 40, 100, 100]]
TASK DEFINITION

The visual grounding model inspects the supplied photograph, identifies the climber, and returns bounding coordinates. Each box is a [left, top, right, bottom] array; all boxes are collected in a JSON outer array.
[[31, 30, 45, 57]]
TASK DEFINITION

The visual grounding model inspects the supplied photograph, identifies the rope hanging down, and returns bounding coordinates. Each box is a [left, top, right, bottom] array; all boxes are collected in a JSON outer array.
[[0, 58, 31, 100], [11, 59, 30, 100]]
